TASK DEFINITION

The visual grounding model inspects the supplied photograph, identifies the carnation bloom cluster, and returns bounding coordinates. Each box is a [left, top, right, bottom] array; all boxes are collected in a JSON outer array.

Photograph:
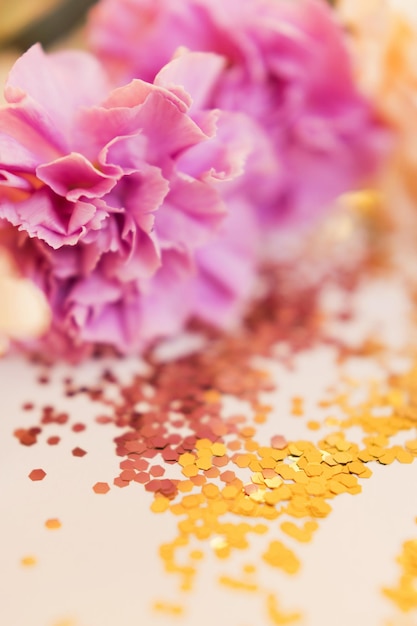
[[0, 0, 387, 358], [88, 0, 385, 223]]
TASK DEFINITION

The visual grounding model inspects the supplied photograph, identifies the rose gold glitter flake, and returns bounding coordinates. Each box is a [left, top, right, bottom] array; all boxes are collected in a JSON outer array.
[[204, 467, 220, 479], [124, 440, 147, 454], [120, 459, 135, 470], [134, 472, 150, 484], [148, 436, 167, 449], [150, 465, 165, 477], [162, 449, 179, 463], [113, 477, 129, 488], [14, 428, 38, 446], [212, 455, 228, 468], [145, 479, 163, 493], [131, 458, 149, 471], [120, 469, 136, 482], [271, 435, 287, 449], [41, 409, 68, 425], [220, 470, 236, 483], [190, 474, 206, 487], [158, 480, 178, 498], [72, 423, 86, 433], [47, 436, 60, 446], [141, 448, 158, 460], [243, 483, 259, 496], [95, 415, 113, 425], [28, 469, 46, 481], [93, 482, 110, 494], [72, 447, 87, 457]]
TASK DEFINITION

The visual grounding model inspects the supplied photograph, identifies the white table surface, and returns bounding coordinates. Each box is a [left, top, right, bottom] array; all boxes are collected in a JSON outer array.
[[1, 271, 417, 626]]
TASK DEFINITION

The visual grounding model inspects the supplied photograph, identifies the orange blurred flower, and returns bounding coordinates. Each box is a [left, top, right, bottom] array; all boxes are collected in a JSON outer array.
[[338, 0, 417, 231]]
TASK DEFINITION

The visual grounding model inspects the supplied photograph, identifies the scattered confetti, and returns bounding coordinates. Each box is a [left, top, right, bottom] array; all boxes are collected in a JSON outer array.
[[28, 469, 46, 481], [45, 518, 61, 530], [92, 482, 110, 495], [46, 436, 60, 446], [383, 528, 417, 612], [266, 593, 302, 625], [153, 601, 184, 617], [20, 555, 37, 567], [71, 447, 87, 458], [13, 228, 417, 624], [71, 423, 86, 433]]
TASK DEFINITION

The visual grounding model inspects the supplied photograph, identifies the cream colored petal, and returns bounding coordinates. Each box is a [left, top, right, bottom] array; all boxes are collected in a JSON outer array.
[[0, 276, 51, 339]]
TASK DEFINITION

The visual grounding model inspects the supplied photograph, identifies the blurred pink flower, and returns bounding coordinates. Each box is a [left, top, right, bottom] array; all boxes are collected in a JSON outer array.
[[88, 0, 387, 225], [0, 44, 254, 358]]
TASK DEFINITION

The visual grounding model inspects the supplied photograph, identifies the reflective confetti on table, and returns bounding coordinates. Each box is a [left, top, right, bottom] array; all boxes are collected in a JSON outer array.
[[2, 1, 417, 626]]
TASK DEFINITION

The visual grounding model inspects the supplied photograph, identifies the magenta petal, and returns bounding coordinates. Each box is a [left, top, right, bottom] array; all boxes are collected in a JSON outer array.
[[156, 178, 225, 251], [0, 189, 100, 248], [1, 43, 256, 358], [66, 202, 99, 235], [88, 0, 387, 229], [0, 107, 64, 160], [37, 153, 119, 201], [0, 191, 68, 242], [0, 132, 44, 170], [73, 302, 130, 350], [133, 250, 194, 340], [99, 132, 148, 172], [133, 90, 208, 160], [6, 44, 110, 145], [102, 78, 155, 109], [0, 170, 32, 195], [47, 246, 80, 279], [122, 166, 170, 226], [177, 110, 253, 182], [155, 51, 225, 111], [102, 228, 161, 281], [69, 273, 121, 306]]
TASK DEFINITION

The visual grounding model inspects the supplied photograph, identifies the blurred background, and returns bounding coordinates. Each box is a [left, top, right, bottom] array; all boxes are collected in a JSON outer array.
[[0, 0, 97, 50]]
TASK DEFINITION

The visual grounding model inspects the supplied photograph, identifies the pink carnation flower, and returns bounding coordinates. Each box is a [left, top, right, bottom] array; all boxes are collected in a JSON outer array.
[[0, 44, 255, 358], [88, 0, 387, 224]]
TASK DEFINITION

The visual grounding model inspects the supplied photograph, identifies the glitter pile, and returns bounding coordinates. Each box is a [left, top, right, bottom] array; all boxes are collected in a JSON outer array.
[[10, 234, 417, 623]]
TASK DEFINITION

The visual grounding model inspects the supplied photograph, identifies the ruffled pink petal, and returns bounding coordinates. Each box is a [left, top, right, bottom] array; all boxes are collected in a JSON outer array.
[[156, 177, 225, 251], [99, 132, 148, 172], [133, 89, 210, 162], [1, 43, 256, 358], [36, 153, 120, 201], [101, 227, 161, 281], [119, 167, 169, 227], [69, 272, 122, 306], [75, 82, 199, 160], [176, 110, 253, 183], [0, 189, 104, 248], [5, 44, 110, 148], [0, 132, 44, 170], [154, 50, 225, 111]]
